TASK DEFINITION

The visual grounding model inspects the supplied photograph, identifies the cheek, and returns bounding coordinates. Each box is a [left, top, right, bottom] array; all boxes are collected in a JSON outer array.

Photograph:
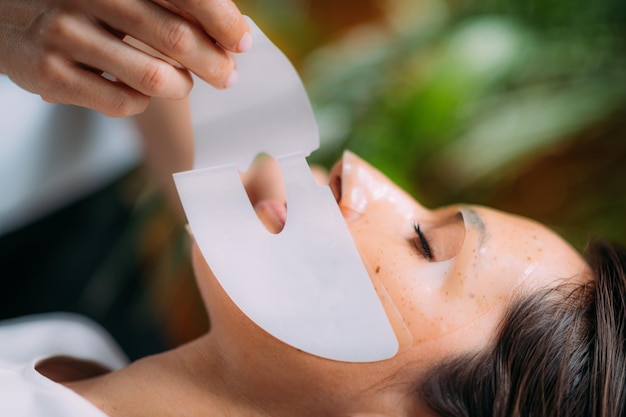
[[390, 265, 493, 344], [355, 227, 474, 346], [356, 236, 521, 347], [398, 303, 506, 372]]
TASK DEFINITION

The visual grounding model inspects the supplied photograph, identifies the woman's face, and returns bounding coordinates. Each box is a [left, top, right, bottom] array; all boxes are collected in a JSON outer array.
[[192, 151, 589, 414], [330, 152, 588, 350]]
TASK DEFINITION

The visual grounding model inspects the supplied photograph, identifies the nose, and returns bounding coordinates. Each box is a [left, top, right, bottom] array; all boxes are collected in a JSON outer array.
[[331, 151, 427, 218]]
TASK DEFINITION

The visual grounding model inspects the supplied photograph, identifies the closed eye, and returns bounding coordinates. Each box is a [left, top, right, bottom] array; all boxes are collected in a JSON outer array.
[[413, 223, 433, 260]]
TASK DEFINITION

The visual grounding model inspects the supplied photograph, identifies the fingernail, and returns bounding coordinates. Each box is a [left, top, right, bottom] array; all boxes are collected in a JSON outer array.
[[237, 32, 253, 52], [224, 69, 238, 88]]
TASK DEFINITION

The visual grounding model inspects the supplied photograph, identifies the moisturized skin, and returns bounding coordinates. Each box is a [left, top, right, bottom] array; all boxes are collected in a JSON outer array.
[[66, 151, 591, 417], [331, 151, 589, 350]]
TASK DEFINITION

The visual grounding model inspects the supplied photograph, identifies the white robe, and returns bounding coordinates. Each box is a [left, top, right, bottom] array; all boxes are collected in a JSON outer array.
[[0, 313, 128, 417]]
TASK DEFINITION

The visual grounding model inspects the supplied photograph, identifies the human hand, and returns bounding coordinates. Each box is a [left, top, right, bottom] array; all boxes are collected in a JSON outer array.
[[0, 0, 250, 117]]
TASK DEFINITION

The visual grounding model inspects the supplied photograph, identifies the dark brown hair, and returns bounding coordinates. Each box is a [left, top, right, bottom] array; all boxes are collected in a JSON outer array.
[[419, 239, 626, 417]]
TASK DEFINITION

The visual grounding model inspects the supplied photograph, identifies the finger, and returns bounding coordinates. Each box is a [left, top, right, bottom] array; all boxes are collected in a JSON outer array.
[[58, 16, 193, 100], [163, 0, 251, 53], [242, 156, 286, 206], [95, 0, 237, 88], [151, 0, 200, 26], [310, 166, 329, 185], [254, 200, 287, 234], [38, 55, 150, 117]]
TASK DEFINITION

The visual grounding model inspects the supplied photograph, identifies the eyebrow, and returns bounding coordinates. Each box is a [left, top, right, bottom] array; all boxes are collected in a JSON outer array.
[[460, 207, 487, 246]]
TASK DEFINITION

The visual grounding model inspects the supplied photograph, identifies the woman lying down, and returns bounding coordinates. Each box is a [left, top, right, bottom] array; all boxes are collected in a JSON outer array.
[[1, 151, 624, 417]]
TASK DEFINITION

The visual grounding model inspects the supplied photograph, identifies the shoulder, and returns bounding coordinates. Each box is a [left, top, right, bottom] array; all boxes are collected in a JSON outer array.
[[0, 313, 128, 368], [0, 361, 111, 417], [0, 313, 126, 417]]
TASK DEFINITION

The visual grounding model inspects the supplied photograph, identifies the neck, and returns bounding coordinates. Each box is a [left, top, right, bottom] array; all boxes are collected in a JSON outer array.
[[65, 334, 334, 417]]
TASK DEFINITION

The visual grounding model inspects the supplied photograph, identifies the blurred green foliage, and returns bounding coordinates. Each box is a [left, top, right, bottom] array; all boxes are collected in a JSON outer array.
[[237, 0, 626, 250]]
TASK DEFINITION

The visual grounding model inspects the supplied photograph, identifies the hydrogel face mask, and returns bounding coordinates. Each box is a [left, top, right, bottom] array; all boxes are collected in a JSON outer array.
[[174, 18, 398, 362]]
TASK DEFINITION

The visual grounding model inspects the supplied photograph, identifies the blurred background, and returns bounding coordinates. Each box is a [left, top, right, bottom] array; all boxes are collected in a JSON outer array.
[[96, 0, 626, 357]]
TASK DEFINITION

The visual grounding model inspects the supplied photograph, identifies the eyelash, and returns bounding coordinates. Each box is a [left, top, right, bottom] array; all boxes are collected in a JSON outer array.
[[413, 223, 433, 260]]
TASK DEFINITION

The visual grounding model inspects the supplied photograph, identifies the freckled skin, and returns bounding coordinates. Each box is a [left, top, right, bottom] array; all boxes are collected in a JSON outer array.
[[189, 151, 591, 416], [334, 151, 590, 351]]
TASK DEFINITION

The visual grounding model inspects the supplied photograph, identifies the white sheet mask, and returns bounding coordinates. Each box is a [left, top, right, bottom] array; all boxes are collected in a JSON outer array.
[[174, 18, 398, 362]]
